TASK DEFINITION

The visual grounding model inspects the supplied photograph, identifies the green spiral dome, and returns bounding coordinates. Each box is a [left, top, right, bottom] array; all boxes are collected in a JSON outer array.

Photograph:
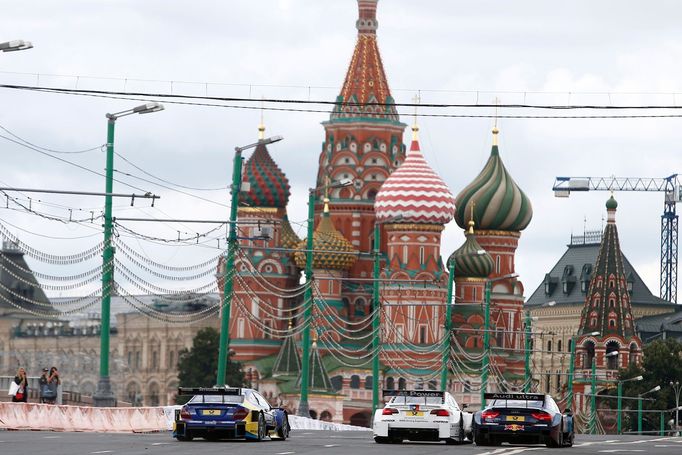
[[454, 130, 532, 231], [447, 222, 493, 278], [606, 195, 618, 210]]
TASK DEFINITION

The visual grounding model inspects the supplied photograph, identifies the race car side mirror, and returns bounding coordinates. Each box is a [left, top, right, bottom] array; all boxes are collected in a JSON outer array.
[[564, 408, 573, 416]]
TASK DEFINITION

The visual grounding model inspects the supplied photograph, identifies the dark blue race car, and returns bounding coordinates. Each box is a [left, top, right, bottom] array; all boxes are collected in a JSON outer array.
[[173, 386, 290, 442], [473, 393, 574, 448]]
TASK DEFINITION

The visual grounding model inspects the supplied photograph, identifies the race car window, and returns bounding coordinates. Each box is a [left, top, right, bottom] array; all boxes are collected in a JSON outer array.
[[390, 396, 443, 406], [253, 392, 271, 410], [490, 399, 543, 409], [188, 395, 244, 404]]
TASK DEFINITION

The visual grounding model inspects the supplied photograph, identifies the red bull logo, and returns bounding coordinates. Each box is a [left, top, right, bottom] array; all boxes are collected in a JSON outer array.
[[504, 424, 525, 432]]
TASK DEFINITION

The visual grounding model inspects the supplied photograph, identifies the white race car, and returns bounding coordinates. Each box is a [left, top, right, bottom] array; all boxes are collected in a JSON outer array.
[[373, 390, 473, 444]]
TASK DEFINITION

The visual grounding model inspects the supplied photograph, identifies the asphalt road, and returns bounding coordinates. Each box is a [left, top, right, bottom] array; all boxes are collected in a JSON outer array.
[[1, 431, 681, 455]]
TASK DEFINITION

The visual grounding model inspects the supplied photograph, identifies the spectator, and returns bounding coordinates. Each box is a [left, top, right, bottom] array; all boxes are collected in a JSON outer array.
[[43, 366, 60, 404], [39, 367, 50, 403], [11, 367, 28, 403]]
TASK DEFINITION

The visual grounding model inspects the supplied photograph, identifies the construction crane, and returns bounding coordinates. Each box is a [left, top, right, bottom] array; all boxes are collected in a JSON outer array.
[[552, 174, 681, 303]]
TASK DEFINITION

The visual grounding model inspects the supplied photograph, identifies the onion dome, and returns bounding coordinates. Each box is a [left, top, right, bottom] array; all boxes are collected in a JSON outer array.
[[293, 199, 358, 270], [238, 124, 290, 208], [374, 125, 456, 224], [454, 127, 532, 231], [447, 220, 493, 278], [280, 214, 301, 250], [606, 194, 618, 210]]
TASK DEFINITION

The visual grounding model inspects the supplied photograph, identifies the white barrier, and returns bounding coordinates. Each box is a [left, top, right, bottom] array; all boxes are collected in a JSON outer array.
[[0, 403, 370, 433]]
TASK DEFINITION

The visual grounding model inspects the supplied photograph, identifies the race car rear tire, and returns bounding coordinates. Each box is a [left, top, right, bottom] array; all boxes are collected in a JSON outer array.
[[546, 436, 560, 448], [250, 413, 266, 442], [176, 432, 193, 442], [277, 414, 290, 440], [563, 432, 574, 447], [374, 436, 390, 444]]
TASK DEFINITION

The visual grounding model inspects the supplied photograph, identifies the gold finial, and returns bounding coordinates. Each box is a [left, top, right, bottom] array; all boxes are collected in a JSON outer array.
[[288, 319, 293, 330], [323, 197, 330, 214], [312, 330, 318, 348], [258, 97, 265, 140], [411, 92, 420, 141], [467, 219, 475, 235], [492, 98, 500, 146], [467, 201, 476, 233]]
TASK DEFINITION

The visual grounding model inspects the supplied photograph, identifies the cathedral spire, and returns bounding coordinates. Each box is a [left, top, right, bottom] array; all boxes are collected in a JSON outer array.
[[356, 0, 379, 34]]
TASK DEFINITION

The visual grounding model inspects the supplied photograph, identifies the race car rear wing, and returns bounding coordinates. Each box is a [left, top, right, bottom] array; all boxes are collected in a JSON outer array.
[[178, 386, 242, 396], [484, 392, 545, 405], [383, 389, 445, 398]]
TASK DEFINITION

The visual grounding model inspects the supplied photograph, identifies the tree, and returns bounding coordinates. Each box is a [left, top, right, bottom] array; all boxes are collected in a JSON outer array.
[[619, 338, 682, 431], [176, 327, 246, 404]]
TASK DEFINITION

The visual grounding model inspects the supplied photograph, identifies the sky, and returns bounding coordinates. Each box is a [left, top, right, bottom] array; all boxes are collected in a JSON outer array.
[[1, 0, 682, 304]]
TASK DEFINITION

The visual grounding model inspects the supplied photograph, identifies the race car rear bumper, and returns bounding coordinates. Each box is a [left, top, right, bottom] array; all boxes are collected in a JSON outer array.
[[175, 420, 247, 439], [374, 421, 455, 440], [475, 423, 553, 444]]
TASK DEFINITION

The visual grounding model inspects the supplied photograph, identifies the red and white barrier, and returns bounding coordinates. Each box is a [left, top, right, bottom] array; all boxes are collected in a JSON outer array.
[[0, 403, 171, 433]]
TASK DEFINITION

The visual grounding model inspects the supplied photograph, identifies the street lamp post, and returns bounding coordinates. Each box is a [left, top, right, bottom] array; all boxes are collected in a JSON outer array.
[[0, 40, 33, 52], [616, 375, 643, 435], [669, 381, 681, 435], [638, 385, 661, 435], [216, 135, 283, 387], [94, 102, 164, 407], [298, 179, 351, 417], [371, 223, 381, 413], [567, 330, 599, 413], [480, 273, 518, 408], [524, 311, 532, 393]]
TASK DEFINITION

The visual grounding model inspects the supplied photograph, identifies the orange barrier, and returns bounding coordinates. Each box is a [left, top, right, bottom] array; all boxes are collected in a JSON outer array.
[[0, 402, 171, 433]]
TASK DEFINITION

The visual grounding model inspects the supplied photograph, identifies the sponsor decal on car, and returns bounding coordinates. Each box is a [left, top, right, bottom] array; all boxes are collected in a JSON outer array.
[[504, 424, 525, 432]]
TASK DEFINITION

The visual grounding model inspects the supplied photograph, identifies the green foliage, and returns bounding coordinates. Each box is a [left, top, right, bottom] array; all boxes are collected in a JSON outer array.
[[175, 327, 246, 404], [618, 338, 682, 430]]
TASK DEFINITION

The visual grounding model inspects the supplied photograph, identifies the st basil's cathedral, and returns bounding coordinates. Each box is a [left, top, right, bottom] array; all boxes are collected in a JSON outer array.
[[223, 0, 535, 426]]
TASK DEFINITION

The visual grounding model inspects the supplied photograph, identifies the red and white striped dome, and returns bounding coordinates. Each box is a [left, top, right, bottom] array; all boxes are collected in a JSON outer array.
[[374, 132, 456, 224]]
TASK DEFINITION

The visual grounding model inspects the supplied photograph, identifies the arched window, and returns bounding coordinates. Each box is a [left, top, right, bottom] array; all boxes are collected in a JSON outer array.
[[606, 341, 619, 369], [330, 375, 343, 391], [496, 256, 501, 273], [557, 340, 562, 352], [547, 340, 552, 352], [386, 377, 395, 390], [364, 376, 373, 390], [584, 341, 596, 368], [628, 343, 638, 366], [350, 375, 360, 389], [398, 378, 407, 390]]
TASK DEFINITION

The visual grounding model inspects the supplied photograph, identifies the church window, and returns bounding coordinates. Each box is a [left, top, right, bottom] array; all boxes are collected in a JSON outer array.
[[344, 158, 350, 164], [609, 279, 615, 288], [371, 158, 378, 164], [593, 296, 601, 306], [547, 340, 552, 352], [152, 351, 158, 371], [402, 246, 408, 264], [350, 375, 360, 389], [169, 351, 175, 369], [343, 173, 349, 179], [473, 287, 477, 302], [371, 174, 377, 180], [386, 377, 395, 390], [609, 319, 616, 328], [557, 340, 562, 352], [238, 318, 245, 338], [135, 351, 141, 370], [463, 380, 471, 393], [398, 378, 406, 390], [419, 247, 425, 264], [597, 278, 603, 288], [365, 376, 373, 390], [609, 298, 616, 307], [419, 325, 427, 344], [496, 256, 501, 273], [331, 375, 343, 391]]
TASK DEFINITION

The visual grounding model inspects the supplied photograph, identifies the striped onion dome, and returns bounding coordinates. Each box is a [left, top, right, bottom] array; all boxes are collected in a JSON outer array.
[[280, 214, 301, 250], [293, 199, 358, 271], [238, 125, 290, 208], [447, 220, 493, 278], [453, 128, 532, 231], [374, 126, 456, 224]]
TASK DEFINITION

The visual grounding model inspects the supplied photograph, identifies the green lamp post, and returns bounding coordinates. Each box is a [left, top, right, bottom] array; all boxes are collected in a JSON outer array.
[[94, 102, 164, 407], [616, 375, 642, 434], [637, 385, 661, 435], [215, 134, 283, 387]]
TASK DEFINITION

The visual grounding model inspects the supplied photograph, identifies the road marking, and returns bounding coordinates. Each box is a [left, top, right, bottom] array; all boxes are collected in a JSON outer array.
[[605, 440, 621, 443], [598, 451, 644, 453], [324, 444, 337, 447], [91, 452, 113, 454], [43, 436, 62, 439], [151, 442, 170, 446], [276, 452, 296, 455]]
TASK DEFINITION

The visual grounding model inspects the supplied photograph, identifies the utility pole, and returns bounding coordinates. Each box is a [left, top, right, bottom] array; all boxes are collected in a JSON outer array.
[[297, 189, 315, 417], [371, 223, 381, 412], [524, 311, 532, 393], [441, 262, 455, 392], [480, 280, 491, 407], [94, 102, 163, 407]]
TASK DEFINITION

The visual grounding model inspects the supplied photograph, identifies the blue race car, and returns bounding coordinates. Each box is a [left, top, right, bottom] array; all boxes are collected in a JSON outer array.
[[173, 386, 290, 442], [473, 393, 574, 448]]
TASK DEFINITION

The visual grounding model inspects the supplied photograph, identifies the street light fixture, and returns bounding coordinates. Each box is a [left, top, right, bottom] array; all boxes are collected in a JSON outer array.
[[481, 273, 519, 406], [215, 133, 284, 387], [670, 381, 681, 436], [615, 374, 643, 434], [567, 330, 600, 414], [637, 385, 661, 435], [94, 102, 164, 407], [298, 178, 353, 418], [0, 40, 33, 52]]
